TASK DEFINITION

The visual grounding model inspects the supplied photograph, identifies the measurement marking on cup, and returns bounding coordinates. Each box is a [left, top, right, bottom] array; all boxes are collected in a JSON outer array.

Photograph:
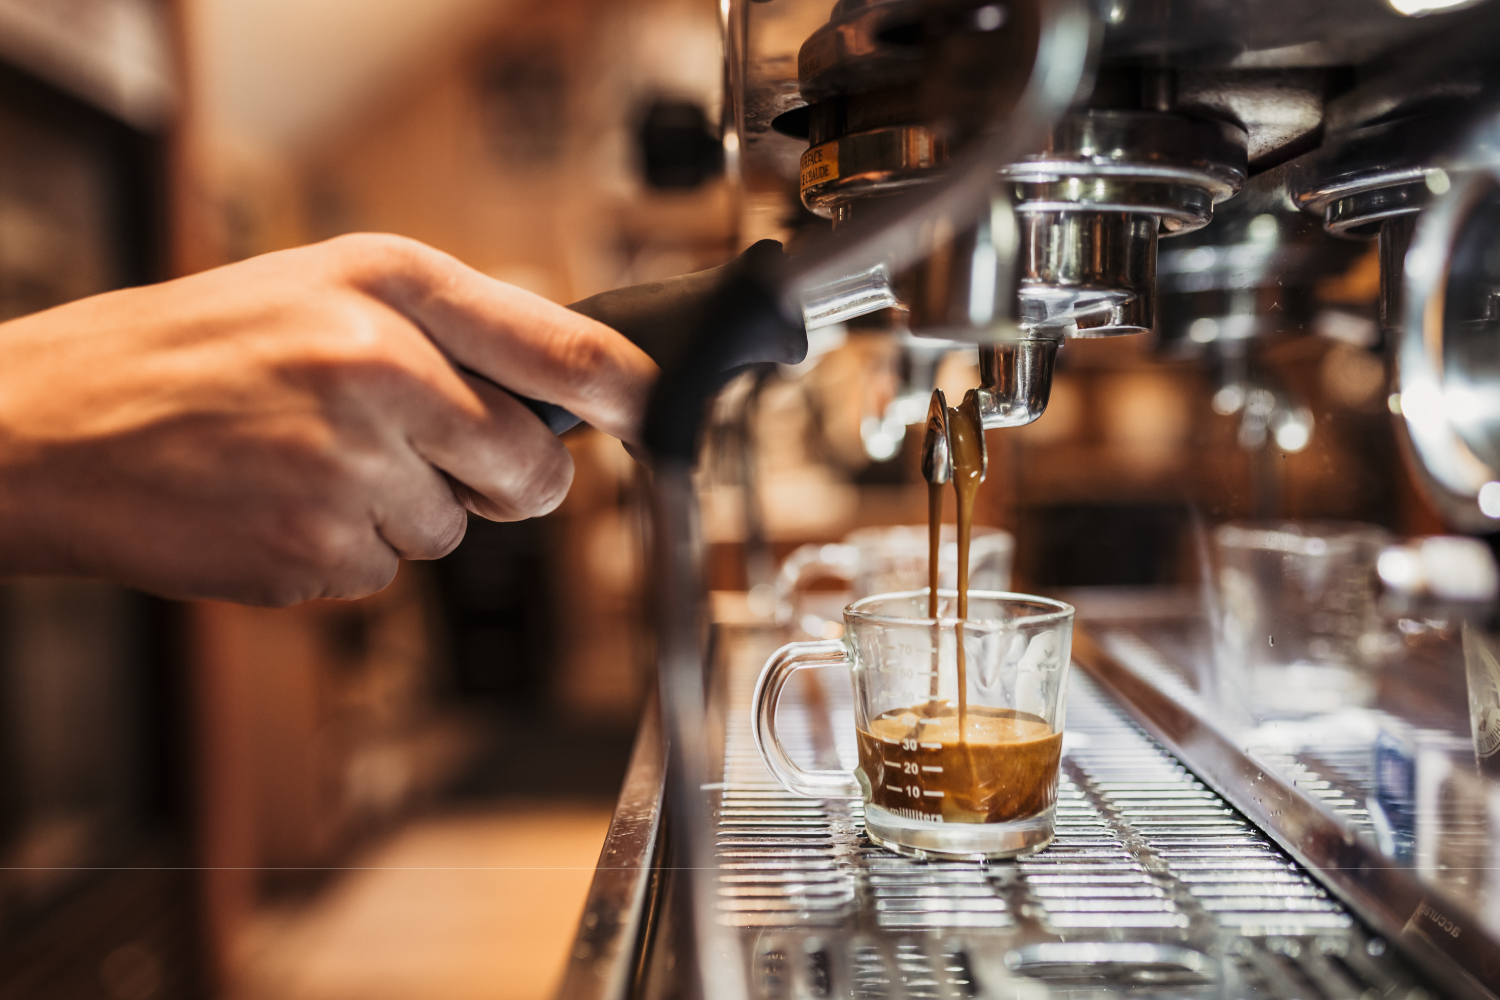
[[920, 742, 942, 750], [921, 765, 943, 773], [923, 790, 945, 798]]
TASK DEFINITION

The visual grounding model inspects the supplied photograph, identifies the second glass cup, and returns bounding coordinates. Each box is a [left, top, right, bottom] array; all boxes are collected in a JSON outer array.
[[753, 590, 1075, 860], [774, 524, 1014, 636], [1213, 520, 1391, 719]]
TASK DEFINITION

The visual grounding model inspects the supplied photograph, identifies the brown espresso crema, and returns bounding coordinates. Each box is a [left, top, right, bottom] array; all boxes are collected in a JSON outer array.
[[856, 704, 1062, 824]]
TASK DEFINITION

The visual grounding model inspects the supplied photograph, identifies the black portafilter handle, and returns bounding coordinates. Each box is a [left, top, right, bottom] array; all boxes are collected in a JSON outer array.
[[642, 238, 806, 462], [517, 239, 807, 435]]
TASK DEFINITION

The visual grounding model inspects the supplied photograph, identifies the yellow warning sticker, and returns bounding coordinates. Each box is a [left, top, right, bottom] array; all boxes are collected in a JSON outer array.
[[799, 143, 838, 194]]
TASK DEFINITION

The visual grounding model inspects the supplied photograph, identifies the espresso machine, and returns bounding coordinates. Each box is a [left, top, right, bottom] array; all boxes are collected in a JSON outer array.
[[555, 1, 1500, 997]]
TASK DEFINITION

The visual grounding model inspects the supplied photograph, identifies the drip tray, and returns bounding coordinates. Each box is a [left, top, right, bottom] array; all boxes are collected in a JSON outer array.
[[629, 625, 1434, 1000]]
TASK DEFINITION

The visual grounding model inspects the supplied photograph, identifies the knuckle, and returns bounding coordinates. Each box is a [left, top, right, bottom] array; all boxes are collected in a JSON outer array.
[[330, 554, 399, 601], [325, 232, 427, 274], [272, 502, 365, 577], [325, 232, 454, 298], [547, 327, 612, 401], [507, 444, 574, 518], [395, 499, 468, 560], [430, 505, 468, 557], [289, 316, 414, 404], [536, 322, 649, 435], [278, 425, 362, 491], [256, 580, 317, 608]]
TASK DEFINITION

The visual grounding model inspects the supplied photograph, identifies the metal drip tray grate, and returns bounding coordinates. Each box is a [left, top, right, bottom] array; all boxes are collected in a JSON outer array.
[[1095, 629, 1387, 840], [709, 630, 1428, 999]]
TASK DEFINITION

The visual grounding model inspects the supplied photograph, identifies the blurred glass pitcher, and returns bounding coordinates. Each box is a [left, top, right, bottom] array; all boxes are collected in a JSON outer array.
[[775, 524, 1013, 638], [1213, 520, 1390, 720]]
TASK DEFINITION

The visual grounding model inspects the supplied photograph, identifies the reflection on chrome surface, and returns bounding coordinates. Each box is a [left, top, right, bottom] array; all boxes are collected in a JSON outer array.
[[1074, 581, 1500, 998]]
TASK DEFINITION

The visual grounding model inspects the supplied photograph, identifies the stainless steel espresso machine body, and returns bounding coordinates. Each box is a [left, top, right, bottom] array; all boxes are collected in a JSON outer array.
[[558, 2, 1500, 998]]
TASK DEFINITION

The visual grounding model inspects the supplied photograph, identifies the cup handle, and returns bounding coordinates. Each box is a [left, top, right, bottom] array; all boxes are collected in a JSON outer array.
[[773, 543, 858, 628], [752, 639, 862, 798]]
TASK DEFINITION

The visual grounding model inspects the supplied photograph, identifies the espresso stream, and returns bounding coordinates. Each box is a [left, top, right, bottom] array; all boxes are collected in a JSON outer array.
[[927, 479, 943, 700], [862, 390, 1059, 825], [948, 392, 985, 736]]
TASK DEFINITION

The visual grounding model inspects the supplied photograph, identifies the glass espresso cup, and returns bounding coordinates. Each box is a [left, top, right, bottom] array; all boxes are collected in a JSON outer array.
[[753, 590, 1075, 860]]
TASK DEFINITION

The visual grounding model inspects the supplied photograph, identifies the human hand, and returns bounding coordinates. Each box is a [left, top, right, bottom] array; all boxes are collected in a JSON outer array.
[[0, 233, 656, 605]]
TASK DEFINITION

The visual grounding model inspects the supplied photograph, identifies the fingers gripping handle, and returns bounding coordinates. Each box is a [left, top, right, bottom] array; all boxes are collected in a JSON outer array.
[[520, 240, 806, 435], [751, 639, 862, 799]]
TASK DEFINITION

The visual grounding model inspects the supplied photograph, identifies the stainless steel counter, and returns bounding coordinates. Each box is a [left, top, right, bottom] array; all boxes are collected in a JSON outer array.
[[560, 609, 1445, 1000]]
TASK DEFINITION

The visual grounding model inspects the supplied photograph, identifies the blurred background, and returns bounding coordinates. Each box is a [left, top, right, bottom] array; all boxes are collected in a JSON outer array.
[[0, 0, 718, 997], [0, 0, 1447, 998]]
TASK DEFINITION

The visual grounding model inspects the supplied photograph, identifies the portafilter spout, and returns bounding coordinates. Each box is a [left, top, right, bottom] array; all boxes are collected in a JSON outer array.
[[922, 387, 990, 487], [975, 338, 1060, 429], [921, 388, 953, 486]]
